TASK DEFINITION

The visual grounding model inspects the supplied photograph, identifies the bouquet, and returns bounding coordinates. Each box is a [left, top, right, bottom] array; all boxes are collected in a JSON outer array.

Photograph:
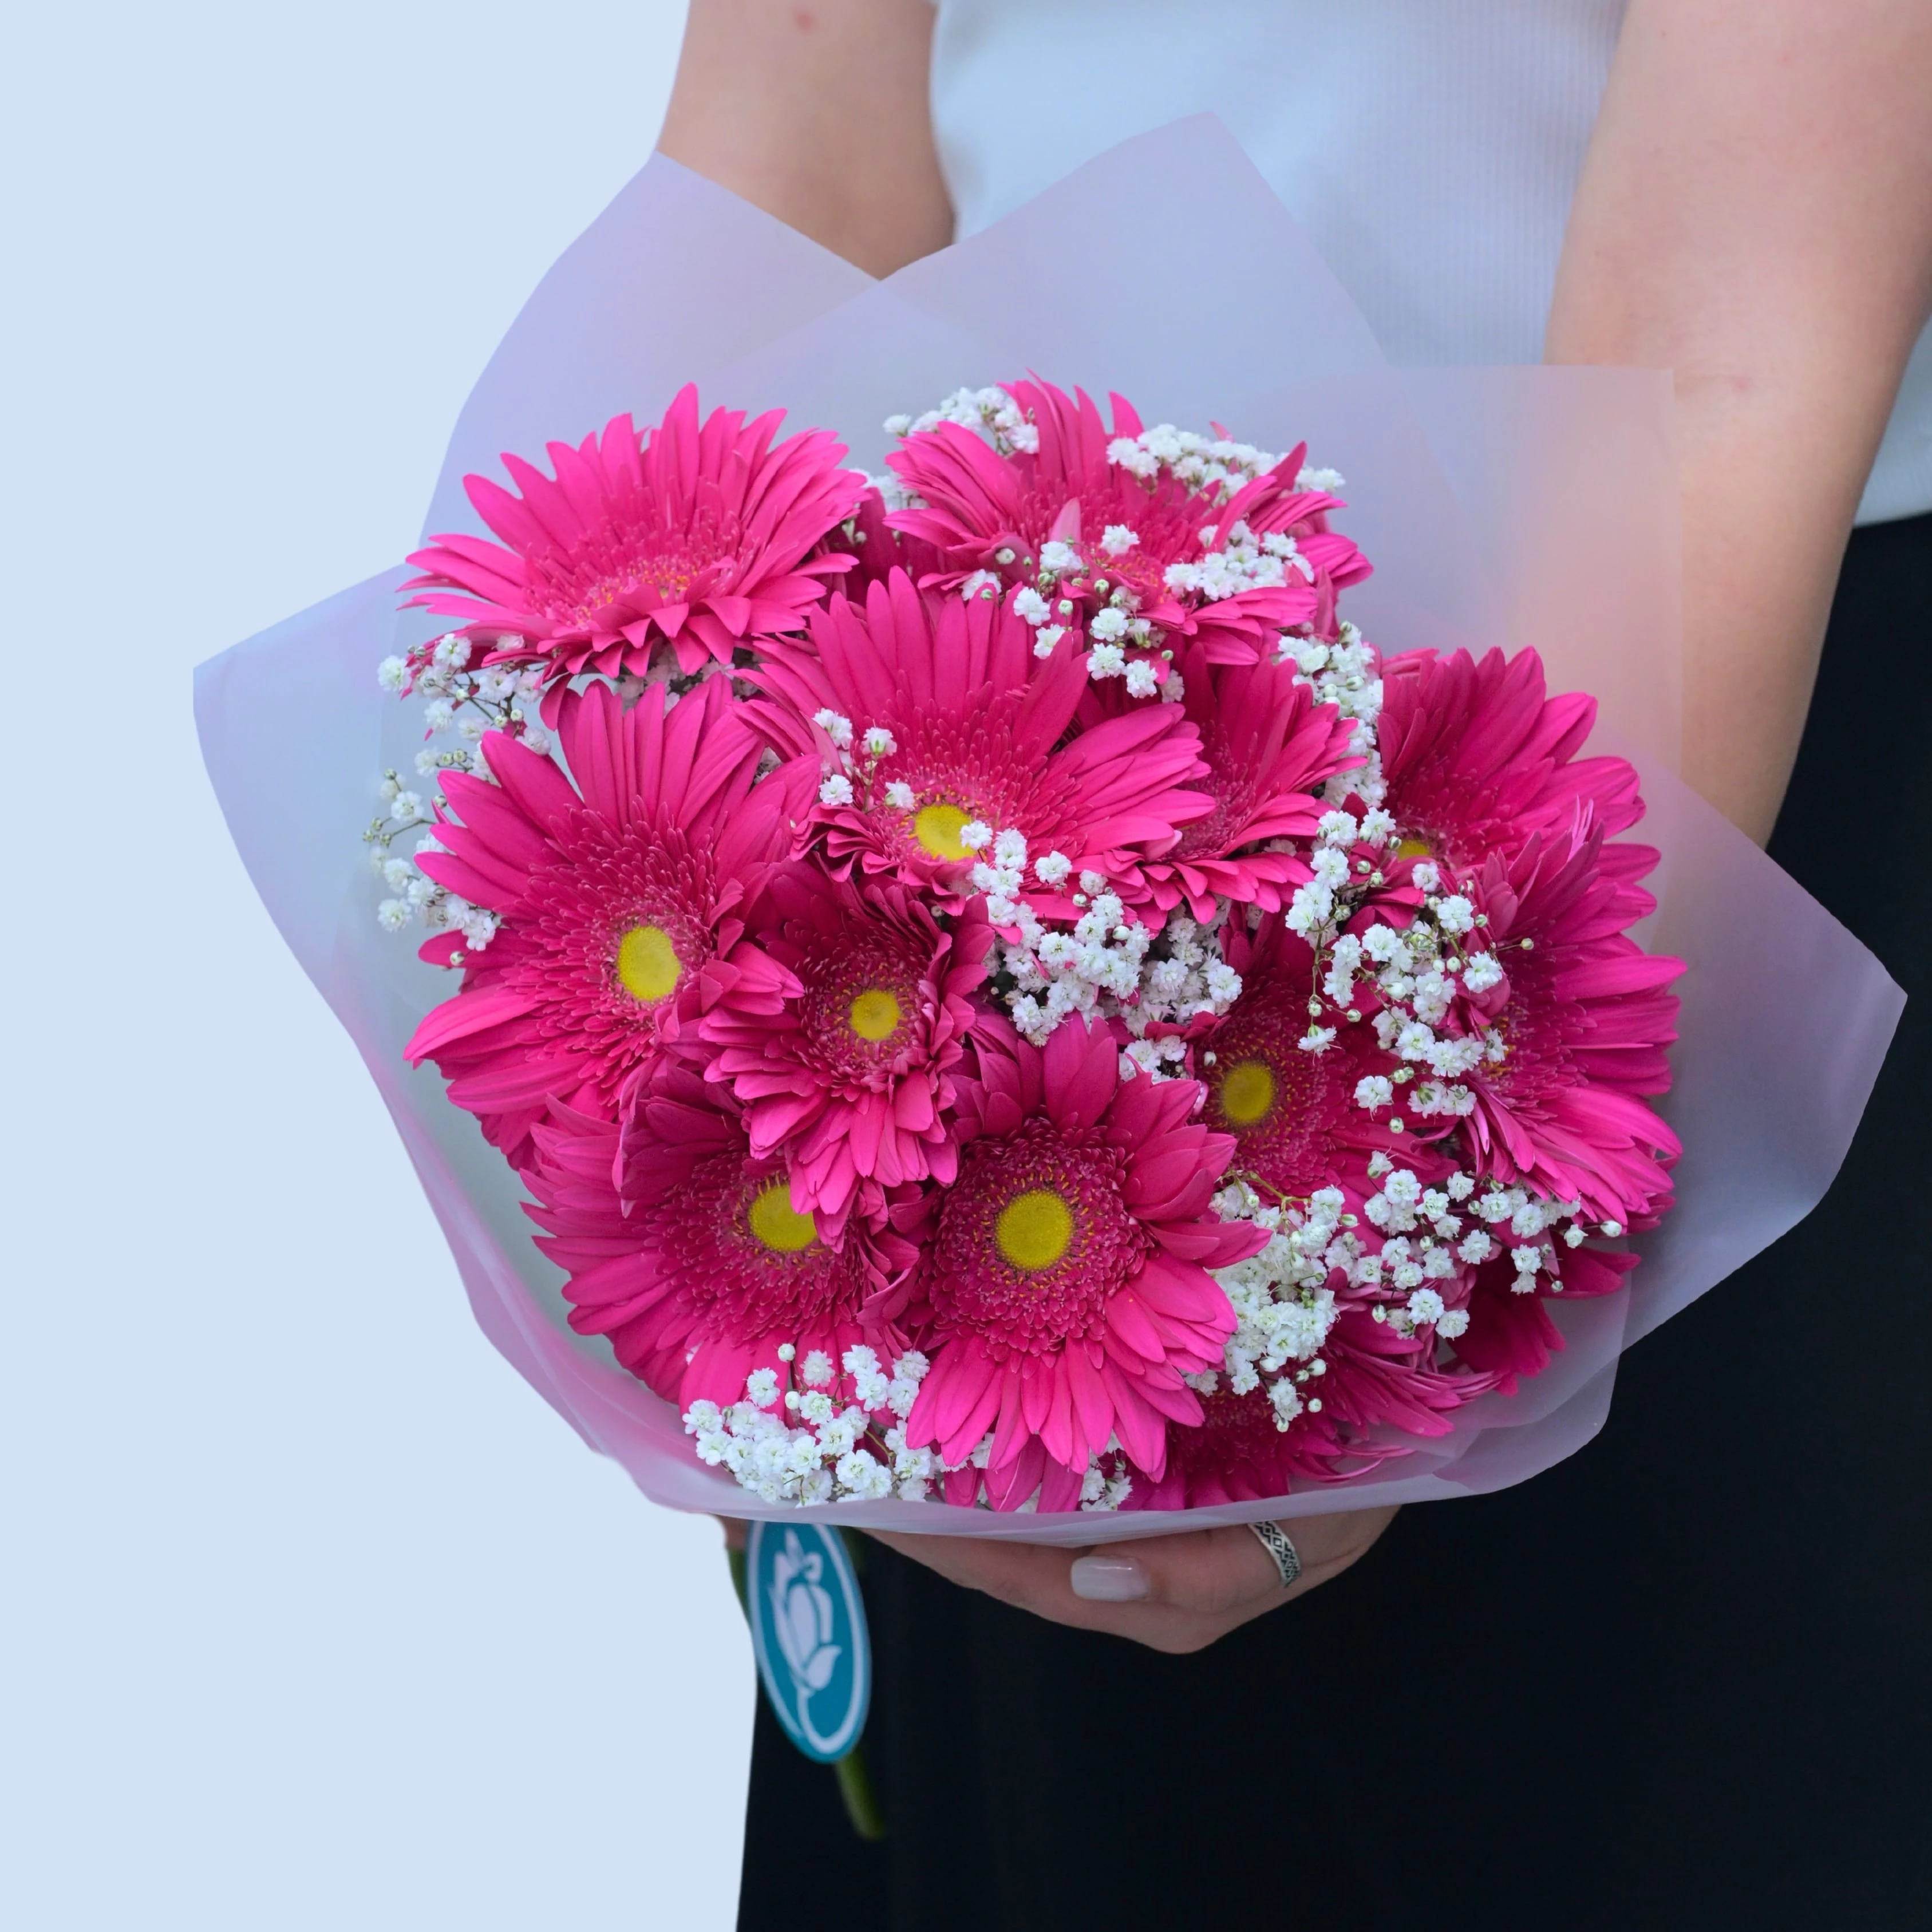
[[199, 120, 1899, 1540]]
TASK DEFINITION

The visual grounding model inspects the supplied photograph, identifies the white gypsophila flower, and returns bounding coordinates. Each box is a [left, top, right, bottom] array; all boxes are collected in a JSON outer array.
[[1510, 1200, 1548, 1239], [1163, 517, 1303, 602], [819, 773, 855, 807], [1461, 951, 1504, 993], [1383, 1169, 1422, 1209], [1040, 540, 1081, 574], [1100, 524, 1139, 557], [745, 1368, 781, 1409], [960, 819, 993, 851], [377, 655, 409, 692], [1394, 1020, 1436, 1062], [1012, 587, 1050, 626], [1297, 465, 1345, 492], [1286, 878, 1335, 939], [1033, 624, 1068, 658], [884, 780, 916, 810], [895, 385, 1036, 457], [863, 725, 897, 757], [864, 466, 917, 512], [1124, 659, 1159, 698], [960, 569, 1001, 600], [376, 898, 410, 932], [1207, 1181, 1348, 1431], [811, 708, 854, 749], [1406, 1287, 1447, 1326]]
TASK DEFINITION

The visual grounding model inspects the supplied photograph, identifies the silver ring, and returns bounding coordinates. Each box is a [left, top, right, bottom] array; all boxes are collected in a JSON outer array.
[[1248, 1520, 1302, 1589]]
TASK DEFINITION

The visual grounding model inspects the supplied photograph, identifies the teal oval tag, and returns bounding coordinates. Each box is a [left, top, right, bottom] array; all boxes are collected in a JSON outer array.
[[746, 1520, 871, 1763]]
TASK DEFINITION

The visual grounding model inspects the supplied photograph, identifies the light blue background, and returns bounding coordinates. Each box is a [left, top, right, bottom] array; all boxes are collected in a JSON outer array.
[[0, 6, 771, 1928]]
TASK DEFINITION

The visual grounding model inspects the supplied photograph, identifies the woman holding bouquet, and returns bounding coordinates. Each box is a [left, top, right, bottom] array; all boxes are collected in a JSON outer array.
[[657, 1, 1932, 1923]]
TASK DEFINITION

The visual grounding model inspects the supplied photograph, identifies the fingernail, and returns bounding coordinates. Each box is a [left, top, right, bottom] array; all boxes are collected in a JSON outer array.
[[1069, 1554, 1149, 1602]]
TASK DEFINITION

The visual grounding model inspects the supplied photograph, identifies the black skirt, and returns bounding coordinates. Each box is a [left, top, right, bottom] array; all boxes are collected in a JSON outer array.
[[738, 512, 1932, 1932]]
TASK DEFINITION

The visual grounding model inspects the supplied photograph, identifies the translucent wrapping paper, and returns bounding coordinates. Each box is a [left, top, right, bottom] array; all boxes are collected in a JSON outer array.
[[196, 120, 1902, 1543]]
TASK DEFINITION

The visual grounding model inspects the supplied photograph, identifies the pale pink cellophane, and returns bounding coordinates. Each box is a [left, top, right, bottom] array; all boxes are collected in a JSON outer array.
[[195, 120, 1902, 1543]]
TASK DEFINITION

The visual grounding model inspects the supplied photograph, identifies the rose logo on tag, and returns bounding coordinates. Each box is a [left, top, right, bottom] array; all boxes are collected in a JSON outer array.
[[746, 1520, 871, 1763]]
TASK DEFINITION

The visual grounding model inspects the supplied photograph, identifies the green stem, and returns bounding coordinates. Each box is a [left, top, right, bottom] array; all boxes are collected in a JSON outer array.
[[726, 1534, 887, 1842], [833, 1742, 887, 1842]]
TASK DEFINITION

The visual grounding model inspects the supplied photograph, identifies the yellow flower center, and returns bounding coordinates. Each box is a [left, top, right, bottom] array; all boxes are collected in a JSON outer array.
[[914, 803, 974, 862], [746, 1178, 818, 1254], [616, 923, 681, 1002], [1218, 1058, 1278, 1127], [1394, 835, 1432, 860], [995, 1189, 1074, 1272], [848, 987, 903, 1041]]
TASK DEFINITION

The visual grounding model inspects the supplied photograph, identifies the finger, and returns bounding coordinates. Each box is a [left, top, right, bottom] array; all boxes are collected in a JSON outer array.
[[1072, 1526, 1277, 1616], [1070, 1507, 1398, 1612], [867, 1528, 1232, 1651], [866, 1505, 1401, 1653], [864, 1529, 1093, 1623]]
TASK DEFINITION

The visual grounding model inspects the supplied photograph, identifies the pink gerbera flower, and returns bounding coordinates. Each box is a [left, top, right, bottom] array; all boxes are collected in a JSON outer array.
[[811, 481, 945, 598], [1195, 916, 1404, 1194], [885, 379, 1370, 666], [1451, 1242, 1639, 1390], [1428, 827, 1683, 1228], [700, 864, 993, 1216], [404, 678, 808, 1168], [401, 385, 864, 706], [1124, 1372, 1396, 1508], [902, 1016, 1264, 1504], [525, 1065, 915, 1412], [744, 570, 1214, 908], [1374, 647, 1653, 916], [1112, 646, 1360, 921]]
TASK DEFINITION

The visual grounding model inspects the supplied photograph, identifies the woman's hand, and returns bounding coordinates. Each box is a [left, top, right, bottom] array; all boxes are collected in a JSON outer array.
[[864, 1506, 1398, 1656]]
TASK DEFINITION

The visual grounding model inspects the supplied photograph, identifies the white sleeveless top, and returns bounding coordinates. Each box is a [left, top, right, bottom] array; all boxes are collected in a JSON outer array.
[[929, 0, 1932, 527]]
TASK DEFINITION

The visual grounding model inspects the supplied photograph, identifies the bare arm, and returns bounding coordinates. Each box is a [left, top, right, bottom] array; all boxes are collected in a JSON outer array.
[[657, 0, 953, 276], [1547, 0, 1932, 843]]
